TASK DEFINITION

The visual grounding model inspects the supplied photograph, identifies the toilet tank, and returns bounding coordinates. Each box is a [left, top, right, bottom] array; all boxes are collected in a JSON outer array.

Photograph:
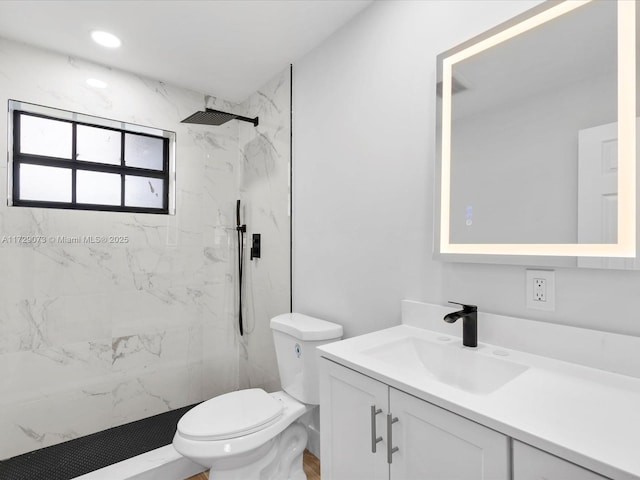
[[271, 313, 343, 405]]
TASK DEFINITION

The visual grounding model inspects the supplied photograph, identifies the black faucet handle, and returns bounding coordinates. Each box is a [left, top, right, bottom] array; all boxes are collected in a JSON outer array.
[[448, 301, 477, 312]]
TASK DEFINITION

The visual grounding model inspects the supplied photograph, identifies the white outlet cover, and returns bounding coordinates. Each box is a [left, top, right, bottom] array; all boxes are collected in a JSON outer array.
[[525, 269, 555, 311]]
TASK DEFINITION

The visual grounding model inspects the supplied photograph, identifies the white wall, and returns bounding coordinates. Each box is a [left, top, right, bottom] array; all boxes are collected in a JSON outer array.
[[293, 0, 640, 339]]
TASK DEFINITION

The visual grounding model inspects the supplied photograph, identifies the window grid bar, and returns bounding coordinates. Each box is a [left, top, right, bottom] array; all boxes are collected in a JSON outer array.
[[163, 138, 170, 211], [12, 110, 21, 202], [14, 154, 168, 179], [12, 199, 169, 215], [18, 110, 167, 142], [120, 131, 126, 207], [71, 122, 77, 204], [120, 127, 126, 168]]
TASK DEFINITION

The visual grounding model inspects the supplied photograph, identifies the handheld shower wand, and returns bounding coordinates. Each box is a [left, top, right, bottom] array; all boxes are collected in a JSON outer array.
[[236, 200, 246, 336]]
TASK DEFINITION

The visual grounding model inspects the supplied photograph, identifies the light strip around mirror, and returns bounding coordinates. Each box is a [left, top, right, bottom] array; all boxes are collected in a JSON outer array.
[[440, 0, 636, 257]]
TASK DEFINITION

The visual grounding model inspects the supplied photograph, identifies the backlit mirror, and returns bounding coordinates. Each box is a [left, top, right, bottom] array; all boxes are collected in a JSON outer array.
[[435, 0, 639, 269]]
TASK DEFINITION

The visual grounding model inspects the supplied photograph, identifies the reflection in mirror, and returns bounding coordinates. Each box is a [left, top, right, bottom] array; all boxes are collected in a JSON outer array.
[[436, 0, 637, 264], [450, 1, 616, 244]]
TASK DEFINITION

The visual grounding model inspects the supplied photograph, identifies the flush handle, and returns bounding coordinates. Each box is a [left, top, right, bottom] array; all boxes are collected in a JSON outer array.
[[370, 405, 383, 453], [387, 413, 399, 464]]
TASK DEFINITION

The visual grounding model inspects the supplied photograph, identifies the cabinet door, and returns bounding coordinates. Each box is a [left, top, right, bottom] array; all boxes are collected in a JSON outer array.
[[389, 388, 509, 480], [319, 359, 389, 480], [513, 440, 609, 480]]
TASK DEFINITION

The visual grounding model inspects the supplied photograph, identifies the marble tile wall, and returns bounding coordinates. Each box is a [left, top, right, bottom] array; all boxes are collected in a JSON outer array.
[[0, 37, 290, 459], [236, 69, 292, 393]]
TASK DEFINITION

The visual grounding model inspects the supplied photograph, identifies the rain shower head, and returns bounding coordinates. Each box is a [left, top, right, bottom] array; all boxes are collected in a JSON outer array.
[[181, 108, 259, 127]]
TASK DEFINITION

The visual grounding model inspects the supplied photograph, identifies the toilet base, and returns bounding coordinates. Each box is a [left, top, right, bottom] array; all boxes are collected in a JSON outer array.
[[208, 422, 308, 480]]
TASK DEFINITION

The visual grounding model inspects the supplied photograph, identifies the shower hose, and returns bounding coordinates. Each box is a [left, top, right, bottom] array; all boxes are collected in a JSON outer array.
[[236, 200, 245, 336]]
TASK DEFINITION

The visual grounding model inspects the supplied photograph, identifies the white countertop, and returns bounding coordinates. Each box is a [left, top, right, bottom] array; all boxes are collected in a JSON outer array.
[[318, 323, 640, 480]]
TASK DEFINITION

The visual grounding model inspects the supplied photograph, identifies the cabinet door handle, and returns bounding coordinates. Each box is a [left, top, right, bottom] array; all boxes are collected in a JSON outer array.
[[386, 413, 399, 464], [370, 405, 383, 453]]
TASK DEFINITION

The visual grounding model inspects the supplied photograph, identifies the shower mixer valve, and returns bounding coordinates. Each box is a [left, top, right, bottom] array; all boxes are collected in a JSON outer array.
[[251, 233, 261, 260]]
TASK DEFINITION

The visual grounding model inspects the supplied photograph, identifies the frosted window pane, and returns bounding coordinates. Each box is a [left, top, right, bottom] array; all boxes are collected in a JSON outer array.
[[76, 125, 121, 165], [125, 134, 164, 170], [20, 164, 71, 202], [77, 170, 121, 206], [20, 115, 72, 159], [125, 176, 164, 208]]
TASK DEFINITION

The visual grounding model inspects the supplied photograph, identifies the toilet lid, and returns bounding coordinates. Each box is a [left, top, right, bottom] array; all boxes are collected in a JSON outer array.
[[177, 388, 284, 441]]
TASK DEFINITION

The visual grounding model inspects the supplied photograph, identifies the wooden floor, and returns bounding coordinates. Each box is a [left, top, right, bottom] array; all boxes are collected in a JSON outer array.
[[303, 449, 321, 480], [185, 449, 320, 480]]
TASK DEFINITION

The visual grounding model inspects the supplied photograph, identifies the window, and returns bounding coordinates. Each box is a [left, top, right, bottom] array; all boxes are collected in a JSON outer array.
[[8, 100, 175, 214]]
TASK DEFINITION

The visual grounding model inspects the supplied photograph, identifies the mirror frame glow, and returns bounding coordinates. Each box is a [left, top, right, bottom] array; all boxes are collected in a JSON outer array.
[[437, 0, 636, 258]]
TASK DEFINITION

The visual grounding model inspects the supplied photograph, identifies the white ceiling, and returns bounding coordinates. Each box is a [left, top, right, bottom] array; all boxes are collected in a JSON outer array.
[[0, 0, 372, 102]]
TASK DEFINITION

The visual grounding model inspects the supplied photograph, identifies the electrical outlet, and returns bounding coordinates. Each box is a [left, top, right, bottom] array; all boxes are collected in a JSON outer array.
[[526, 269, 555, 311], [533, 278, 546, 302]]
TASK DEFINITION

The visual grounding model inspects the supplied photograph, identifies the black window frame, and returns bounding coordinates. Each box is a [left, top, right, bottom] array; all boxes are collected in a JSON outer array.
[[12, 110, 171, 214]]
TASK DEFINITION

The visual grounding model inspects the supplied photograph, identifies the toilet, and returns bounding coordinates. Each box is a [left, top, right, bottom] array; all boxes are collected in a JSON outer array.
[[173, 313, 343, 480]]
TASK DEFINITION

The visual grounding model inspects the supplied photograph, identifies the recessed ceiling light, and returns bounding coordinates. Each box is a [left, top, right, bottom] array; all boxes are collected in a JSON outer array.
[[86, 78, 107, 88], [91, 30, 121, 48]]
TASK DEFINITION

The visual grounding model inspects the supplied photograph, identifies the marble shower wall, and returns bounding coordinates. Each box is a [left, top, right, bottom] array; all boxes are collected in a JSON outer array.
[[0, 38, 291, 459], [236, 69, 292, 392]]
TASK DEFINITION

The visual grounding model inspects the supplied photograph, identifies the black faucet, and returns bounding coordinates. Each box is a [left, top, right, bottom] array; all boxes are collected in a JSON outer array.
[[443, 302, 477, 347]]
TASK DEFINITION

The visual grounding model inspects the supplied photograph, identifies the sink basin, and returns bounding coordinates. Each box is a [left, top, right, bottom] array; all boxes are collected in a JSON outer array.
[[361, 336, 528, 394]]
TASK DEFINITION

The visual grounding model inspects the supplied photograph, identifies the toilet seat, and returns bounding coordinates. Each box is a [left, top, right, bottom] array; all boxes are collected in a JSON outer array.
[[173, 390, 309, 462], [177, 388, 283, 441]]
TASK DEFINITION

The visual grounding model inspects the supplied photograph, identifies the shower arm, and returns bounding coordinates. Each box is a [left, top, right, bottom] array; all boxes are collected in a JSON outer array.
[[205, 108, 259, 127]]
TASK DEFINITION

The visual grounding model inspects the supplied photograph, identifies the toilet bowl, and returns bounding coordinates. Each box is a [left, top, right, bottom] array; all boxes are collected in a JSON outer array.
[[173, 313, 343, 480]]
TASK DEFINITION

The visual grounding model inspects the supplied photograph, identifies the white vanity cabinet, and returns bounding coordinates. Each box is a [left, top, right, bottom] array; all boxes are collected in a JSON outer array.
[[512, 441, 609, 480], [389, 387, 509, 480], [319, 358, 388, 480], [319, 358, 510, 480]]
